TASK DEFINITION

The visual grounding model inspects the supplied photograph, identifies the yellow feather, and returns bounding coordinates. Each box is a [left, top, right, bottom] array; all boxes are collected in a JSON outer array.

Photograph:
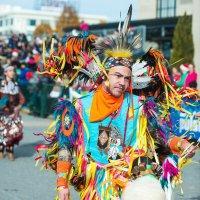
[[105, 49, 132, 58]]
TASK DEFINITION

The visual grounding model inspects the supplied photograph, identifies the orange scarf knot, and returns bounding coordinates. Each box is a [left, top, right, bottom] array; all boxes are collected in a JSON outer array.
[[90, 84, 124, 122]]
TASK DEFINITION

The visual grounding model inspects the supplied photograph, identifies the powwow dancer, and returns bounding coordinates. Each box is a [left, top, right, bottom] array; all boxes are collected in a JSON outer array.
[[35, 5, 199, 200], [0, 65, 25, 160]]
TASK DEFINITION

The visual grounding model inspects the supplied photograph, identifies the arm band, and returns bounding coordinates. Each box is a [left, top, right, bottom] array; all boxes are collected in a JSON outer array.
[[56, 160, 72, 188]]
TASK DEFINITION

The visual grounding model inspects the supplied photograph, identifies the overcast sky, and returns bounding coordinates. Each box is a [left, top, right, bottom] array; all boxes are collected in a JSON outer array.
[[0, 0, 138, 22]]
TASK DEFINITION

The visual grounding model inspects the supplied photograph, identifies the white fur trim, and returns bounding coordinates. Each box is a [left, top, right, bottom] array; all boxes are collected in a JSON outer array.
[[180, 64, 189, 72]]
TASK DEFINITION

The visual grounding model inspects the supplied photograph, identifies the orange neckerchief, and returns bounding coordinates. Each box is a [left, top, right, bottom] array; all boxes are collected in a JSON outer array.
[[90, 84, 124, 122]]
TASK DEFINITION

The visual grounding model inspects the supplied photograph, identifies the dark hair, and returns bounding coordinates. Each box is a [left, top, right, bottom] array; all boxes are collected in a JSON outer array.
[[189, 81, 197, 89]]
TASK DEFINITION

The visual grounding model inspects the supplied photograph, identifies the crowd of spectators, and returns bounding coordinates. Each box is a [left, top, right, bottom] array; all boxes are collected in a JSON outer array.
[[171, 63, 198, 89], [0, 33, 58, 118], [0, 33, 199, 118]]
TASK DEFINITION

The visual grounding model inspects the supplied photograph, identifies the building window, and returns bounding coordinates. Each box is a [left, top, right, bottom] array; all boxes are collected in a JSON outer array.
[[181, 0, 192, 4], [10, 18, 13, 25], [28, 19, 36, 26], [157, 0, 176, 18], [5, 19, 8, 26]]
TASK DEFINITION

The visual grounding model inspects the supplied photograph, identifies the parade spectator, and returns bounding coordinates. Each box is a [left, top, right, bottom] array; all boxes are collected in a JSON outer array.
[[176, 63, 189, 88], [17, 63, 31, 105], [27, 54, 37, 71], [189, 81, 197, 89], [0, 65, 25, 160], [185, 64, 198, 88], [80, 21, 89, 31], [172, 67, 181, 84], [26, 72, 40, 115]]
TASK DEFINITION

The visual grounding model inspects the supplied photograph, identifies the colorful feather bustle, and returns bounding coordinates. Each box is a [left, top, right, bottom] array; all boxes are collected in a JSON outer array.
[[159, 154, 192, 200], [38, 33, 96, 85], [64, 34, 96, 66], [54, 98, 81, 148], [35, 99, 81, 171], [143, 48, 199, 106], [160, 155, 179, 200], [143, 97, 170, 144], [38, 38, 66, 78]]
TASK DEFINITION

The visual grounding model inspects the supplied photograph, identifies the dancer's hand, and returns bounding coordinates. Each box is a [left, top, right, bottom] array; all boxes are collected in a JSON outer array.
[[195, 112, 200, 117], [9, 113, 16, 119], [58, 187, 70, 200], [13, 105, 21, 114], [181, 140, 198, 158]]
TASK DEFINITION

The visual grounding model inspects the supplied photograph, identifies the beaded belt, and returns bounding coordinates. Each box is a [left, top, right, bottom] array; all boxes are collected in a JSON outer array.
[[131, 156, 162, 180]]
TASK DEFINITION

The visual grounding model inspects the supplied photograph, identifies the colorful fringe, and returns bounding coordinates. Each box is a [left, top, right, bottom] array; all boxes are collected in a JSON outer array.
[[160, 154, 192, 200], [35, 99, 81, 171], [38, 33, 96, 84]]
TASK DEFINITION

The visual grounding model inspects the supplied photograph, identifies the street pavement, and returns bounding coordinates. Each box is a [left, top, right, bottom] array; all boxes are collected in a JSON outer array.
[[0, 114, 199, 200]]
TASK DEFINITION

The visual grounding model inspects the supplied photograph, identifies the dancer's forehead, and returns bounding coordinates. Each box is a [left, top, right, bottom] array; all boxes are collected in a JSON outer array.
[[108, 65, 131, 78]]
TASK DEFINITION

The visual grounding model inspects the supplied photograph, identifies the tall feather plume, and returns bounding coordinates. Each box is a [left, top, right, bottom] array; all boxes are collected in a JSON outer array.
[[121, 5, 132, 49], [118, 11, 122, 34], [95, 4, 137, 59], [131, 34, 142, 50], [122, 5, 132, 35]]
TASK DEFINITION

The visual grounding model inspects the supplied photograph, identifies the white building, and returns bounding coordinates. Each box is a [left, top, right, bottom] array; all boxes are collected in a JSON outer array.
[[137, 0, 193, 20], [0, 5, 107, 36]]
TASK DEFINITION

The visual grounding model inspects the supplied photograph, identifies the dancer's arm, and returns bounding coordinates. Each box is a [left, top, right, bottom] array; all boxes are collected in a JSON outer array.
[[57, 147, 72, 200]]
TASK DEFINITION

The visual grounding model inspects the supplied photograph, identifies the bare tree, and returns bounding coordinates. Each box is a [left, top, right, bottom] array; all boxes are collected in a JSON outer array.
[[56, 5, 80, 37], [34, 23, 53, 37]]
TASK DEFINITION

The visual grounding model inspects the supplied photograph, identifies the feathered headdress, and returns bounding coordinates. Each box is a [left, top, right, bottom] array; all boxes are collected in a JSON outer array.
[[95, 5, 141, 69], [93, 5, 160, 89]]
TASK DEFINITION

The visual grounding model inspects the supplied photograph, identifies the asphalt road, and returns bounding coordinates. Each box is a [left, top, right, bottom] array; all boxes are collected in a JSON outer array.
[[0, 114, 199, 200]]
